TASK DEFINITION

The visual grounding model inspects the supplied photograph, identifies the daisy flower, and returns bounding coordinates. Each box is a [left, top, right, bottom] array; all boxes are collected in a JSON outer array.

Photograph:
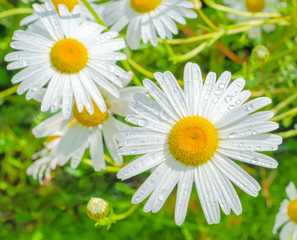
[[27, 135, 62, 185], [273, 182, 297, 240], [20, 0, 102, 26], [99, 0, 197, 49], [117, 62, 282, 225], [32, 81, 145, 171], [5, 3, 129, 119], [223, 0, 279, 39]]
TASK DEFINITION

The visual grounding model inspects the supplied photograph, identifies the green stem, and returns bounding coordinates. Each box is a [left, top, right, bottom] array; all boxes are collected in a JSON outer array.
[[203, 0, 281, 18], [271, 107, 297, 122], [0, 8, 34, 19], [164, 16, 290, 45], [113, 204, 138, 221], [197, 8, 219, 31], [127, 58, 154, 79], [251, 88, 295, 97], [121, 60, 142, 86], [80, 0, 106, 27], [0, 85, 18, 99], [277, 129, 297, 139], [82, 158, 121, 172], [271, 93, 297, 114], [170, 31, 223, 62]]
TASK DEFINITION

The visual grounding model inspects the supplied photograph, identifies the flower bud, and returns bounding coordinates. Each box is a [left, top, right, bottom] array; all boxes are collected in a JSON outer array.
[[251, 45, 270, 63], [86, 198, 109, 221]]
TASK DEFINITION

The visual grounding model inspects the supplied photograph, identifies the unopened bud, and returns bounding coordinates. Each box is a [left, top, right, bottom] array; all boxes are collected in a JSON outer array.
[[251, 45, 270, 63], [87, 198, 109, 221]]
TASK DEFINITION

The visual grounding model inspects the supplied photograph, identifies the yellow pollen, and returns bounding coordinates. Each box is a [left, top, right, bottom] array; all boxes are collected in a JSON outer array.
[[288, 198, 297, 223], [245, 0, 265, 13], [130, 0, 161, 13], [168, 116, 218, 166], [51, 0, 79, 13], [50, 38, 88, 74], [46, 135, 60, 144], [68, 119, 78, 128], [73, 101, 108, 127]]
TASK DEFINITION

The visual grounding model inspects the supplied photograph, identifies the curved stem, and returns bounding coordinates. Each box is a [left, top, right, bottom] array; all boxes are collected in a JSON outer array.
[[0, 85, 18, 99], [203, 0, 281, 18], [271, 107, 297, 122], [0, 8, 34, 19], [113, 204, 138, 221], [277, 129, 297, 139], [80, 0, 106, 27], [270, 93, 297, 114], [164, 16, 290, 45], [127, 58, 154, 79]]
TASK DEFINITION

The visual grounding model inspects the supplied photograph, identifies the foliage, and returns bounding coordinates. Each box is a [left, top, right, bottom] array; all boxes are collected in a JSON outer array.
[[1, 0, 297, 239]]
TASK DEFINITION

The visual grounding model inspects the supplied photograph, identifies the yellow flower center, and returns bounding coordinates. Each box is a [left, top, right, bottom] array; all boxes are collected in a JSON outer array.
[[168, 116, 218, 166], [73, 101, 108, 127], [288, 198, 297, 223], [50, 38, 88, 74], [51, 0, 79, 13], [245, 0, 265, 13], [130, 0, 161, 13]]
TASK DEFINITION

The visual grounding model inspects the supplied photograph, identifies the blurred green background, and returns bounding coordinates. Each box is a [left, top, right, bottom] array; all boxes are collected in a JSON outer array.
[[1, 0, 297, 239]]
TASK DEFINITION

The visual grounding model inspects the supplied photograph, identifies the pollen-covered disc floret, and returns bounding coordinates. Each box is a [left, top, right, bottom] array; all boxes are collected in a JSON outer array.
[[31, 81, 146, 173], [273, 182, 297, 239], [20, 0, 102, 26], [118, 62, 281, 226], [130, 0, 161, 13], [245, 0, 265, 12], [5, 3, 128, 119], [223, 0, 278, 39], [100, 0, 197, 49], [169, 116, 218, 166], [50, 38, 88, 74], [73, 101, 108, 127], [51, 0, 79, 13], [288, 199, 297, 223]]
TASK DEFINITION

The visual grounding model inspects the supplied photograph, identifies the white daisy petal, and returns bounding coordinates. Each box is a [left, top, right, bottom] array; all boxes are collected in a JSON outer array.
[[108, 87, 147, 117], [90, 127, 106, 171], [143, 161, 179, 213], [280, 222, 295, 240], [213, 154, 260, 197], [194, 165, 219, 224], [286, 182, 297, 201], [203, 71, 231, 119], [100, 0, 197, 49], [102, 116, 123, 166], [70, 146, 87, 169], [129, 93, 174, 127], [218, 121, 279, 139], [183, 62, 203, 116], [143, 79, 180, 121], [207, 162, 242, 215], [208, 77, 245, 121], [116, 63, 280, 226], [151, 163, 181, 213], [117, 151, 168, 180], [52, 123, 89, 158], [132, 162, 169, 204], [175, 167, 194, 226], [198, 71, 217, 116], [216, 97, 272, 129], [273, 209, 290, 234], [6, 5, 128, 118], [155, 72, 188, 118]]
